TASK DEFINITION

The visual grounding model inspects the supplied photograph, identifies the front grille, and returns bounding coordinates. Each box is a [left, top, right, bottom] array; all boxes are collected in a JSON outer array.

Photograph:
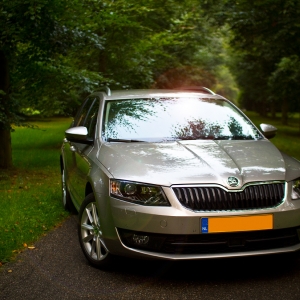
[[173, 183, 285, 211], [118, 227, 300, 255]]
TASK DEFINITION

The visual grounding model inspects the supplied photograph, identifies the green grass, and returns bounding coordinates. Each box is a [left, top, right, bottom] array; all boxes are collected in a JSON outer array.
[[0, 118, 72, 264]]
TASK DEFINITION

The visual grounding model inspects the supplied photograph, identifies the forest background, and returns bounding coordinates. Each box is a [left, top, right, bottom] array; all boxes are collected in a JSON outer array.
[[1, 0, 300, 169]]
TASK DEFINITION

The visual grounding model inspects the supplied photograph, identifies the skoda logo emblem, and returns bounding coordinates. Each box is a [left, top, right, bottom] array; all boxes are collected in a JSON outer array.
[[227, 176, 239, 187]]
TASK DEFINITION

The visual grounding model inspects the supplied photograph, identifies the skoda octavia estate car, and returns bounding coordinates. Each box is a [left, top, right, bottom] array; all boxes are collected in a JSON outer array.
[[60, 86, 300, 267]]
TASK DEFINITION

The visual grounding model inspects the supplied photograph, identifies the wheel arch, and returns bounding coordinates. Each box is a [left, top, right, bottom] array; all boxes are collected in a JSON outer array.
[[85, 181, 94, 197]]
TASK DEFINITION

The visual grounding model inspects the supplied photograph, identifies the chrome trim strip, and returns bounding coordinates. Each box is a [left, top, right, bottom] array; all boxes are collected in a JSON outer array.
[[171, 181, 286, 193]]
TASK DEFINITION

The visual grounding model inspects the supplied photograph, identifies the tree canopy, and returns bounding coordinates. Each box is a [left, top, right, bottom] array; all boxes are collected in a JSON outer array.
[[209, 0, 300, 123], [0, 0, 299, 168]]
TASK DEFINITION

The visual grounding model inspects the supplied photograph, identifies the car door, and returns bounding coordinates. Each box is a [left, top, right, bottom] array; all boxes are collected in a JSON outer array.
[[64, 96, 100, 208]]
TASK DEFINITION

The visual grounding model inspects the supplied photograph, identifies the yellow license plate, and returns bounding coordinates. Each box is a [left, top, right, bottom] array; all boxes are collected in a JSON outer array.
[[201, 214, 273, 233]]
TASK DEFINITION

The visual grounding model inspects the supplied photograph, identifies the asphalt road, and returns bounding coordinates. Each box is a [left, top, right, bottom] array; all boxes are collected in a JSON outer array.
[[1, 215, 300, 300]]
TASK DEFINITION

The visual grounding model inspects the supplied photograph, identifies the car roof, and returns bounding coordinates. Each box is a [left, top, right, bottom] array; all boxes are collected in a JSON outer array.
[[91, 88, 225, 101]]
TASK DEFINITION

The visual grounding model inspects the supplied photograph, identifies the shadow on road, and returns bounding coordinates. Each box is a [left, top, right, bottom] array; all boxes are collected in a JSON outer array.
[[105, 252, 300, 282]]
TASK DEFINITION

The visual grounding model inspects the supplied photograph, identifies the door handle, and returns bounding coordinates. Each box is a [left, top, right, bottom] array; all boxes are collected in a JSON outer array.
[[70, 145, 76, 152]]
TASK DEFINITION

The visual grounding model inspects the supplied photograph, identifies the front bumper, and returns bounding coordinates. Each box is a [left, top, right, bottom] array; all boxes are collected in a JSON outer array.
[[101, 186, 300, 260]]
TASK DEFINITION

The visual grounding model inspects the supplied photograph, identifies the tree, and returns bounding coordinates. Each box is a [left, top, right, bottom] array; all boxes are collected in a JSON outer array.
[[1, 0, 230, 168], [268, 56, 300, 124], [209, 0, 300, 123], [69, 0, 226, 90], [0, 0, 103, 168]]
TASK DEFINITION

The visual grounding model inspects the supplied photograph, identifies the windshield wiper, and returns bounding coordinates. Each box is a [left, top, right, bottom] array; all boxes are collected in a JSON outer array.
[[213, 136, 231, 140], [106, 138, 146, 143], [213, 135, 255, 140]]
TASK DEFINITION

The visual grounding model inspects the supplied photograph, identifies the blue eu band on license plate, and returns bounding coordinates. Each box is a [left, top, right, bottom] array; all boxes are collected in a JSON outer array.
[[201, 218, 208, 233]]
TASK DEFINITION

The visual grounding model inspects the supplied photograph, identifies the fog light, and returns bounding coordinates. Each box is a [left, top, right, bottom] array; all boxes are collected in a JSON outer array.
[[132, 234, 149, 245]]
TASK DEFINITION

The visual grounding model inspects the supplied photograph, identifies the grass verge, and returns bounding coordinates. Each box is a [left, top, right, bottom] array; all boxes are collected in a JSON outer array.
[[0, 118, 72, 265]]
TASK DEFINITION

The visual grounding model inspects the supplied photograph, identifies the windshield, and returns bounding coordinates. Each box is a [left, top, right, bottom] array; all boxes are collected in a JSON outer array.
[[102, 97, 263, 142]]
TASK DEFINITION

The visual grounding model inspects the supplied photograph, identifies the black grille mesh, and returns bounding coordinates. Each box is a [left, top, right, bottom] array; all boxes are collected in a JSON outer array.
[[173, 183, 285, 211]]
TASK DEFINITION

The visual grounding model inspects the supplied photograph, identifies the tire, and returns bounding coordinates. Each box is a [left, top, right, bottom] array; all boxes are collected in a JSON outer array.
[[61, 167, 76, 213], [78, 193, 113, 268]]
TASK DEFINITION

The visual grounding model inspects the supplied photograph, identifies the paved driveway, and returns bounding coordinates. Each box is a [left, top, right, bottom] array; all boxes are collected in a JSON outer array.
[[1, 215, 300, 300]]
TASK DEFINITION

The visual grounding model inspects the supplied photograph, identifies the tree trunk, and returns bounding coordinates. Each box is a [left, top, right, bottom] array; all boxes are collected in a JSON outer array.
[[99, 50, 107, 74], [281, 98, 289, 125], [257, 99, 267, 117], [0, 128, 12, 168], [271, 101, 276, 119], [0, 50, 13, 169]]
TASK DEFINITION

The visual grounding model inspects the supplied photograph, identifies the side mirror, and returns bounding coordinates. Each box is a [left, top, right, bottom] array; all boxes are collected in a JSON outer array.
[[260, 123, 277, 139], [65, 126, 93, 144]]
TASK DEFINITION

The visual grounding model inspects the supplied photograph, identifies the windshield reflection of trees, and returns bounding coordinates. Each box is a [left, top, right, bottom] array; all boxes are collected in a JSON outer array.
[[173, 117, 256, 140], [103, 99, 157, 139], [173, 120, 223, 140], [103, 98, 261, 141]]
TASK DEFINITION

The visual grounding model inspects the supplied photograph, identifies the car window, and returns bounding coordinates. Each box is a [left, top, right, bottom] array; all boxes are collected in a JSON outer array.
[[73, 97, 96, 127], [102, 97, 263, 142], [85, 97, 100, 139]]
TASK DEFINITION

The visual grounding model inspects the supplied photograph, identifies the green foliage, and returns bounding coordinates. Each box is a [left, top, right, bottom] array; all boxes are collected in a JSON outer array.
[[0, 0, 105, 126], [1, 0, 235, 123], [245, 111, 300, 160], [14, 58, 108, 117], [0, 0, 235, 168], [268, 55, 300, 111], [209, 0, 300, 120], [76, 0, 226, 90]]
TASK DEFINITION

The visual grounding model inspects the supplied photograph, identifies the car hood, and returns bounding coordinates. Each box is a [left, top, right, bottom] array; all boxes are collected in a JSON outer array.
[[98, 140, 300, 188]]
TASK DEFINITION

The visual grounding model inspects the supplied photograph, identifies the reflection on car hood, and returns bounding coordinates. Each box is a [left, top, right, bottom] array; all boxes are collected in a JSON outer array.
[[98, 140, 300, 188]]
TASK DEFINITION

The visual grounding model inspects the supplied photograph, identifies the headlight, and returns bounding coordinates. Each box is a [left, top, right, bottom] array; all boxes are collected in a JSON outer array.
[[110, 180, 170, 206], [291, 179, 300, 200]]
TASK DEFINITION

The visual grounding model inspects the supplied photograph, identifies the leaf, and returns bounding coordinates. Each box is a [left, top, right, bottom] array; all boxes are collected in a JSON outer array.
[[28, 246, 35, 250]]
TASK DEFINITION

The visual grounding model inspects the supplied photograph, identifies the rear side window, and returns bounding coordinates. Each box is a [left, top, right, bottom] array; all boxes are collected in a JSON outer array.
[[72, 96, 100, 140], [85, 98, 100, 139], [73, 97, 96, 127]]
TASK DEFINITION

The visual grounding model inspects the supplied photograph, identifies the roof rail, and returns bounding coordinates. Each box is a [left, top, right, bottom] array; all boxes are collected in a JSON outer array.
[[94, 86, 111, 96], [174, 86, 215, 95]]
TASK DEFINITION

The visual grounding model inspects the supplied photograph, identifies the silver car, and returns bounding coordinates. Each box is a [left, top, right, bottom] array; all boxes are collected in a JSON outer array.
[[60, 87, 300, 267]]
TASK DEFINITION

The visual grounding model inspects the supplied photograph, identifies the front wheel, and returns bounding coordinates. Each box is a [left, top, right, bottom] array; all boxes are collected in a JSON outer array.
[[78, 194, 113, 268]]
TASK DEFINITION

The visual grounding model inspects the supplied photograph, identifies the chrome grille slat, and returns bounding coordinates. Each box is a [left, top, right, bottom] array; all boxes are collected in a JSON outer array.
[[173, 183, 285, 211]]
